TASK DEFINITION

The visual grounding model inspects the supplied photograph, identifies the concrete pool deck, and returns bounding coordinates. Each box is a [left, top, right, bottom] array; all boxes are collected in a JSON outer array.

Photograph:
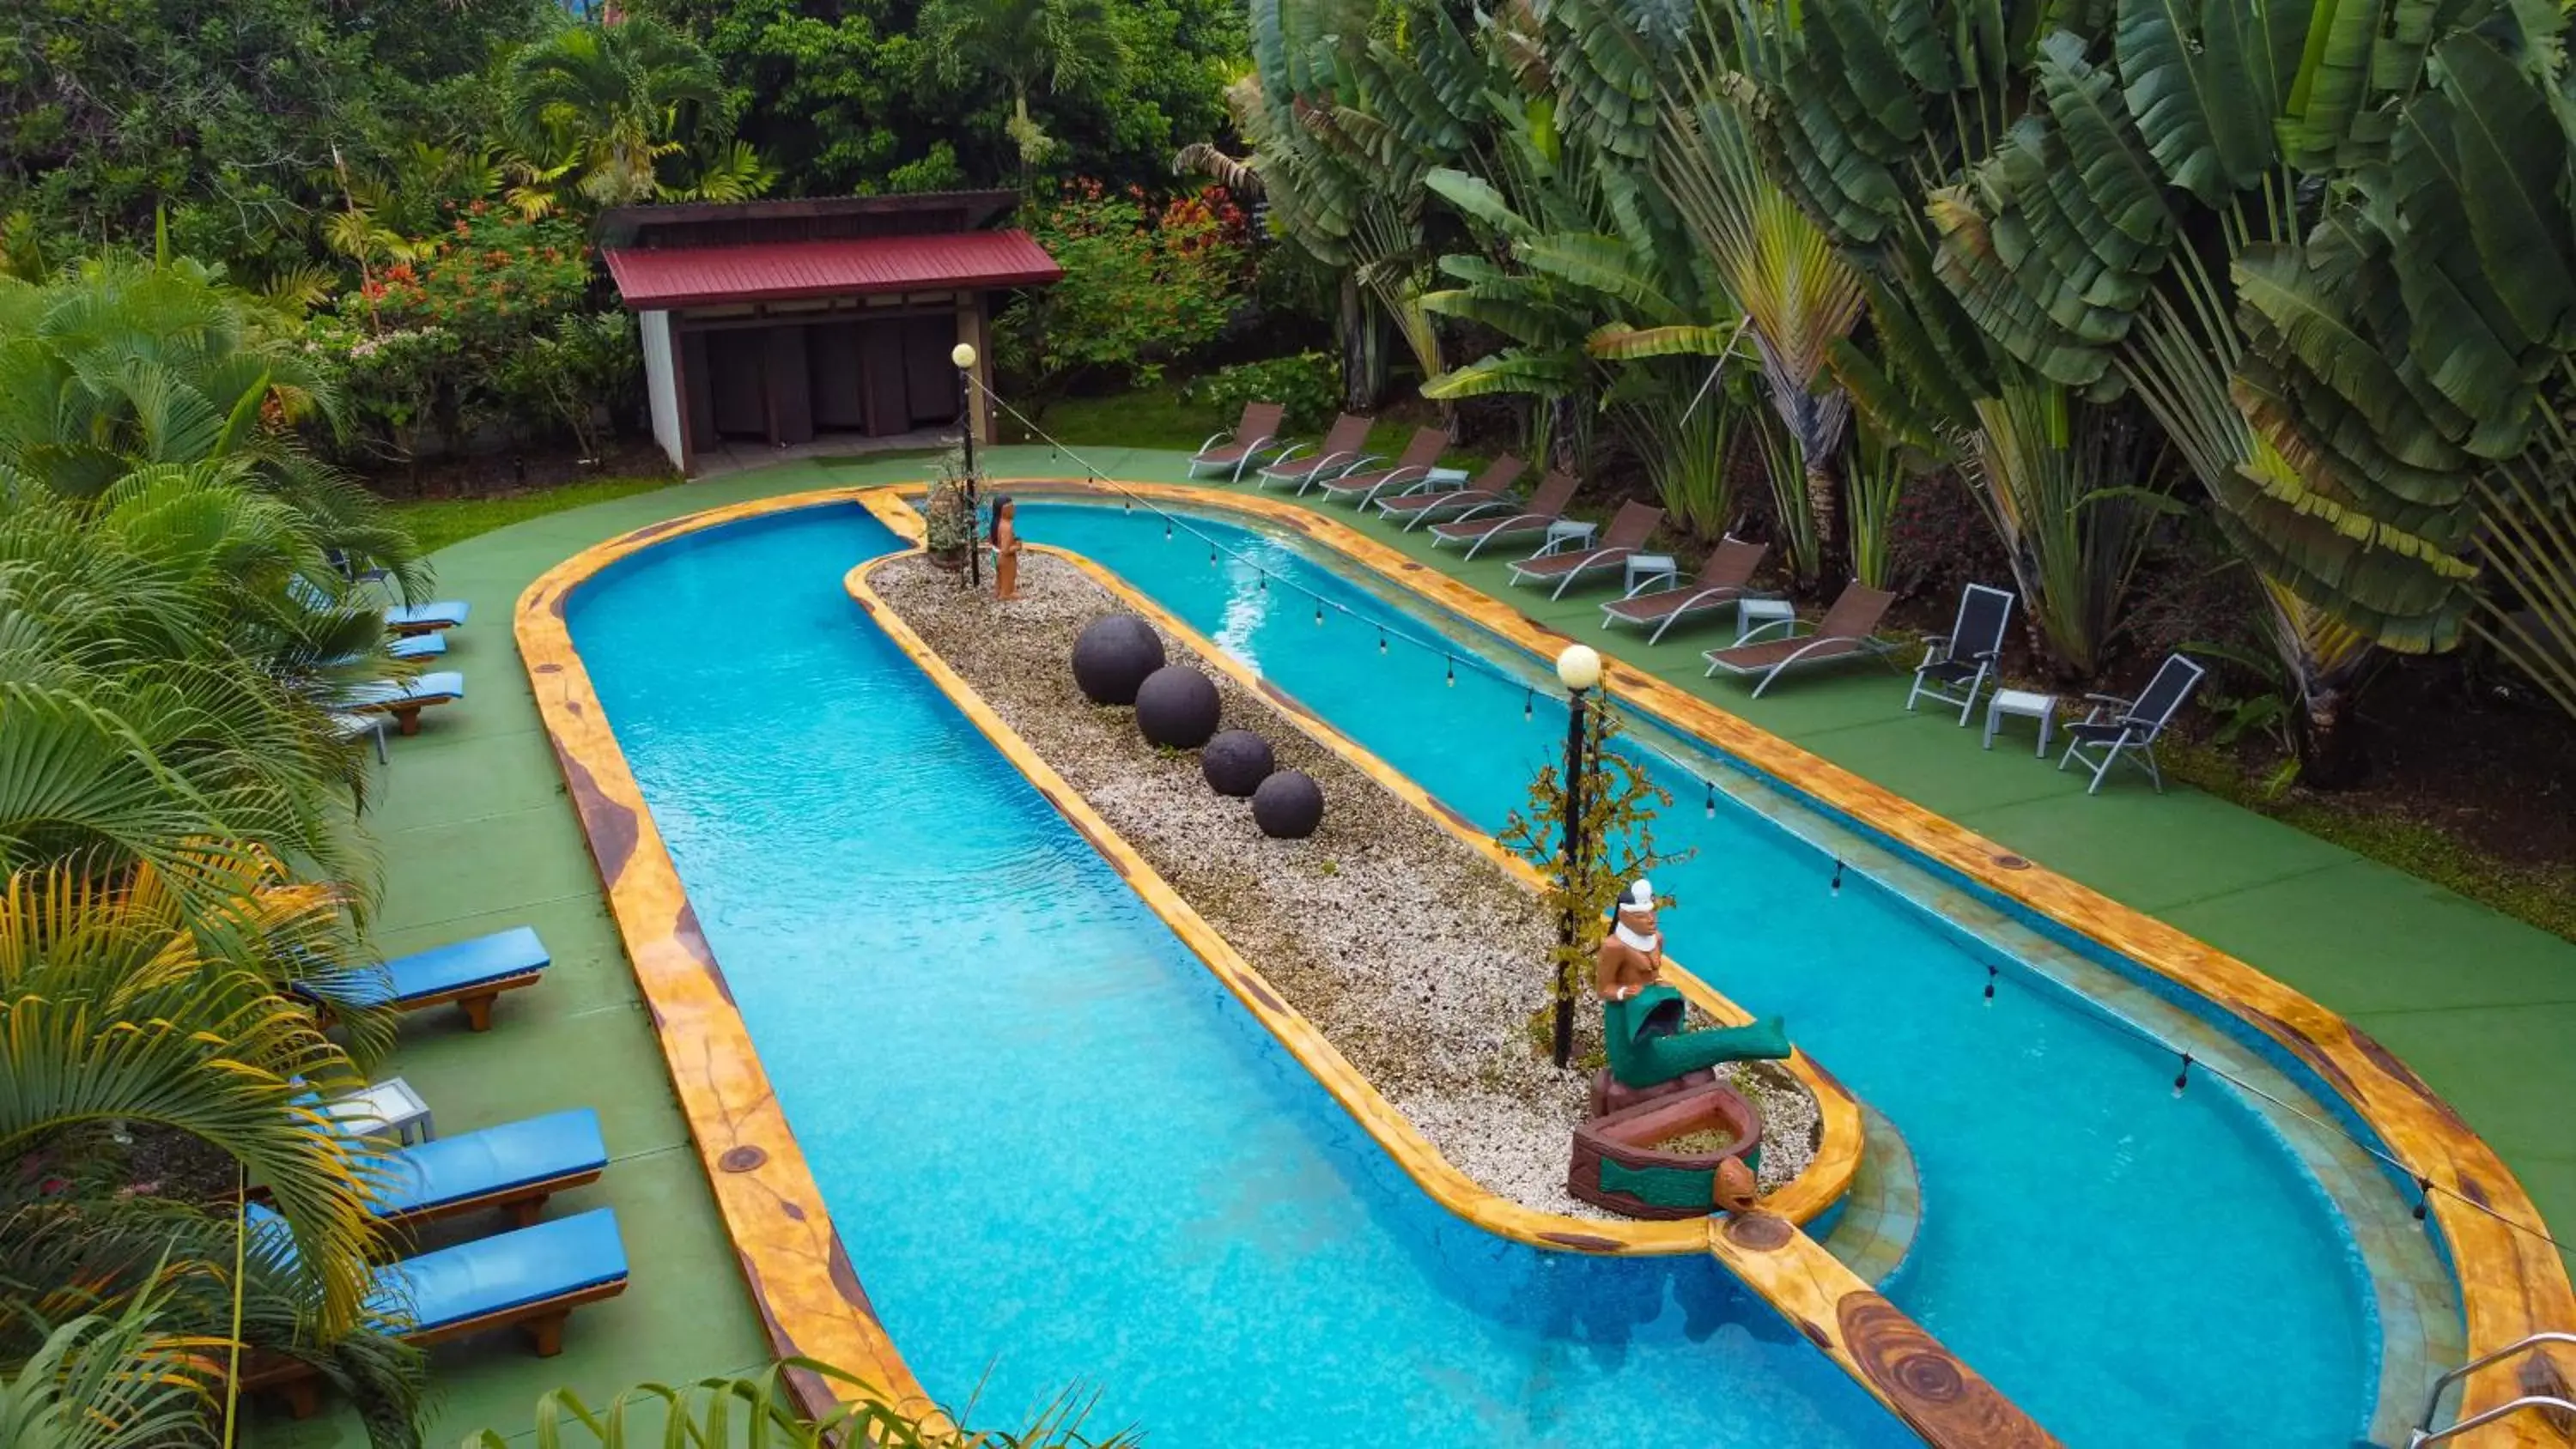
[[252, 445, 2576, 1446]]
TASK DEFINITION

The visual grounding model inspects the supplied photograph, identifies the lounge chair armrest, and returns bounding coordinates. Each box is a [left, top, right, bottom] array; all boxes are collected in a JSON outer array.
[[1378, 466, 1436, 494], [1618, 575, 1674, 600], [2081, 692, 2136, 707], [1264, 444, 1312, 470], [1194, 430, 1230, 456], [1735, 616, 1807, 646], [1969, 647, 2002, 662]]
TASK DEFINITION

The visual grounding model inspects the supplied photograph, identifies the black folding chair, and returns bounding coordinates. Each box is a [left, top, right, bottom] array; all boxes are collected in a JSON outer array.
[[1906, 583, 2017, 725], [2058, 654, 2208, 794]]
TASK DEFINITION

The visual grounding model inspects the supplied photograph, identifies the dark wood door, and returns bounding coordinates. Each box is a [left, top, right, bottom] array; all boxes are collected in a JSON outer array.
[[860, 321, 910, 436], [762, 325, 813, 446], [903, 315, 957, 426], [807, 323, 867, 431], [706, 330, 764, 439]]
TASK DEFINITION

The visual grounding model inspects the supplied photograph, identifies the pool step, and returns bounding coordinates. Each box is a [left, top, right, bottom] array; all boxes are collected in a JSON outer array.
[[1819, 1104, 1922, 1288]]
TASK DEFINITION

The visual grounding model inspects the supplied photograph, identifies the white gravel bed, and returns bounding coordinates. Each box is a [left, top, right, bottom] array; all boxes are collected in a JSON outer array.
[[875, 552, 1819, 1217]]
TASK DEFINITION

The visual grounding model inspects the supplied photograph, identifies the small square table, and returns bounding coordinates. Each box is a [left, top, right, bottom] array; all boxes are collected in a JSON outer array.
[[1735, 596, 1797, 643], [1421, 466, 1472, 489], [1543, 518, 1599, 553], [1625, 553, 1680, 592], [1984, 688, 2060, 756], [328, 1077, 434, 1144]]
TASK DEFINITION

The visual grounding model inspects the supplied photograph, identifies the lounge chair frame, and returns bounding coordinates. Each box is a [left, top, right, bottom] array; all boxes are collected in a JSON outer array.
[[1906, 582, 2018, 725], [1427, 471, 1581, 556], [1377, 456, 1525, 530], [1255, 414, 1375, 492], [1702, 581, 1899, 697], [1314, 427, 1448, 508], [1600, 537, 1770, 645], [2057, 654, 2207, 794], [1188, 402, 1287, 482], [1506, 502, 1662, 600]]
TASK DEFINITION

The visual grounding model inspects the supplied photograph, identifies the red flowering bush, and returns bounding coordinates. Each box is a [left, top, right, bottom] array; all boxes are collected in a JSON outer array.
[[993, 181, 1251, 413]]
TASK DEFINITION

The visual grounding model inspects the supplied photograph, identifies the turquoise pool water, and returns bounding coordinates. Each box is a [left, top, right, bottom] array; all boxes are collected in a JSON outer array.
[[567, 507, 1912, 1447], [1015, 500, 2383, 1446]]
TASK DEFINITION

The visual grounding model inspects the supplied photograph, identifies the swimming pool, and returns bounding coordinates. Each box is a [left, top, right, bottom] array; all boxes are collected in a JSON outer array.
[[566, 506, 1915, 1446], [1009, 499, 2416, 1446]]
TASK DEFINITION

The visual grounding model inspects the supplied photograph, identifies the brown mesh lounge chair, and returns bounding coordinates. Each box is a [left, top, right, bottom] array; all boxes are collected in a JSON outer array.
[[1314, 427, 1448, 507], [1188, 402, 1288, 482], [1428, 470, 1579, 558], [1507, 501, 1663, 599], [1601, 537, 1771, 645], [1702, 580, 1899, 697], [1378, 454, 1525, 529], [1256, 412, 1374, 492]]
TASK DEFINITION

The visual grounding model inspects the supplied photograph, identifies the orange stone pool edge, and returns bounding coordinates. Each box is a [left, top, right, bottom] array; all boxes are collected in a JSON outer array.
[[512, 482, 2569, 1446]]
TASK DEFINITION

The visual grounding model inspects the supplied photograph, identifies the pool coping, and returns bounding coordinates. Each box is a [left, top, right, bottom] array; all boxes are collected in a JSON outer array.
[[921, 479, 2575, 1440], [512, 477, 2568, 1445], [842, 542, 2055, 1447]]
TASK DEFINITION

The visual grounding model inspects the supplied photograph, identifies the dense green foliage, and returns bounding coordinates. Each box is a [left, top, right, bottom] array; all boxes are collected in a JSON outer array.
[[467, 1359, 1143, 1447], [0, 259, 432, 1446], [645, 0, 1242, 195], [1228, 0, 2576, 760], [993, 183, 1252, 409]]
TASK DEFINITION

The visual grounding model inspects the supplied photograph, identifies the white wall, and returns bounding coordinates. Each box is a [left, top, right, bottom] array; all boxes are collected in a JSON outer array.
[[640, 310, 683, 471]]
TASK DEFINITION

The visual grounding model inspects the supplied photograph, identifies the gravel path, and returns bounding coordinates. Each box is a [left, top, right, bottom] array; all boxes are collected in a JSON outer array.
[[877, 553, 1818, 1218]]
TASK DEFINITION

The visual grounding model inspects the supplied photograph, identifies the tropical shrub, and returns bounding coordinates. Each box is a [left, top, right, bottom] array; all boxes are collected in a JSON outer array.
[[466, 1359, 1141, 1447], [992, 182, 1249, 412], [1186, 352, 1338, 433]]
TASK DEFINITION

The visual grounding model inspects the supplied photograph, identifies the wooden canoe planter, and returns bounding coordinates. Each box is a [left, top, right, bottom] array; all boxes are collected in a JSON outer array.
[[1570, 1082, 1765, 1220]]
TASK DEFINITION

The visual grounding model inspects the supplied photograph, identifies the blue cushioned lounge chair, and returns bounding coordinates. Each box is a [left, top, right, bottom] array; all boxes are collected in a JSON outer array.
[[370, 1108, 606, 1228], [298, 925, 549, 1031], [245, 1205, 629, 1417], [346, 670, 463, 736], [388, 633, 446, 661], [384, 598, 469, 635]]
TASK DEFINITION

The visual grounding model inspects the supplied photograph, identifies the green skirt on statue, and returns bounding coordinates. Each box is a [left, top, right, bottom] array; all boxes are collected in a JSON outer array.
[[1601, 984, 1791, 1088]]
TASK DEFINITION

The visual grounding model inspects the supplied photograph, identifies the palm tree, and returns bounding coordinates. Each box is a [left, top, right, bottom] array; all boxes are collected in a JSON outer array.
[[922, 0, 1128, 173], [0, 255, 428, 597], [504, 20, 726, 209], [0, 1295, 209, 1449]]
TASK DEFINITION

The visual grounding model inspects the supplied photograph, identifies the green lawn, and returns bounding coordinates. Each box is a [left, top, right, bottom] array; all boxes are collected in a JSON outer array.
[[392, 473, 679, 554]]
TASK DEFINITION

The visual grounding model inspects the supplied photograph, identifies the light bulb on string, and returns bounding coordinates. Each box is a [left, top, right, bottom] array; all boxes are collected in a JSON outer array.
[[1523, 689, 1533, 722], [2413, 1177, 2433, 1224], [1163, 518, 1173, 542], [1259, 572, 1268, 593], [1315, 601, 1324, 627], [1704, 781, 1716, 818], [1378, 627, 1388, 656], [1984, 966, 1996, 1003], [1829, 860, 1844, 896], [1209, 544, 1218, 567], [1445, 657, 1455, 688], [2172, 1052, 2192, 1097]]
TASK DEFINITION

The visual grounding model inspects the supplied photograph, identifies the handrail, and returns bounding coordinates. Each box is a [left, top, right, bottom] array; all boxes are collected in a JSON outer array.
[[2420, 1331, 2576, 1431], [2409, 1396, 2576, 1446]]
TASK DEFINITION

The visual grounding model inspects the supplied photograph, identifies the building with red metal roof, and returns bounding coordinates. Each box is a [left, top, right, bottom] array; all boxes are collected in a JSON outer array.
[[598, 192, 1062, 474]]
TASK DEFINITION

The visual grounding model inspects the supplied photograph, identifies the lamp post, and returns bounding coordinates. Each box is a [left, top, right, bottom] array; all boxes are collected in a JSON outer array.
[[951, 341, 981, 587], [1552, 644, 1602, 1069]]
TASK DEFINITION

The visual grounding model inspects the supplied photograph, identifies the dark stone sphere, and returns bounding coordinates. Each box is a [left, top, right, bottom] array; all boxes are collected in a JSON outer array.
[[1134, 665, 1222, 749], [1251, 770, 1324, 839], [1071, 615, 1166, 706], [1200, 730, 1276, 797]]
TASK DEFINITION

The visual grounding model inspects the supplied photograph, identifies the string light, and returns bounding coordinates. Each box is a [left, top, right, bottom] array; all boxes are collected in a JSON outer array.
[[1259, 572, 1268, 592], [1379, 627, 1388, 655], [1209, 543, 1218, 567], [1445, 657, 1456, 688], [1523, 689, 1534, 721], [1984, 966, 1997, 1003], [2172, 1052, 2193, 1097], [1704, 780, 1716, 818], [1315, 601, 1324, 626], [1829, 860, 1844, 896], [1163, 518, 1172, 541], [2414, 1176, 2433, 1224]]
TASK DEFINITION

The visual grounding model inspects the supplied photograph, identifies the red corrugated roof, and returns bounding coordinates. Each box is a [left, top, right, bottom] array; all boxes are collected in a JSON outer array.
[[603, 230, 1063, 309]]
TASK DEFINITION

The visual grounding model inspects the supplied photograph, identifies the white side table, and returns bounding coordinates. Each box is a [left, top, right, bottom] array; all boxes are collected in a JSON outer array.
[[329, 1077, 434, 1144], [1542, 518, 1599, 553], [1735, 597, 1797, 643], [1625, 553, 1679, 591], [1421, 466, 1471, 490], [1984, 688, 2059, 755]]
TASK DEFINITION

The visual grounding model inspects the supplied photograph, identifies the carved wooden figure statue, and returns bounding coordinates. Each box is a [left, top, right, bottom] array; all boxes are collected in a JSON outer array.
[[1594, 877, 1666, 1003], [992, 494, 1021, 601]]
